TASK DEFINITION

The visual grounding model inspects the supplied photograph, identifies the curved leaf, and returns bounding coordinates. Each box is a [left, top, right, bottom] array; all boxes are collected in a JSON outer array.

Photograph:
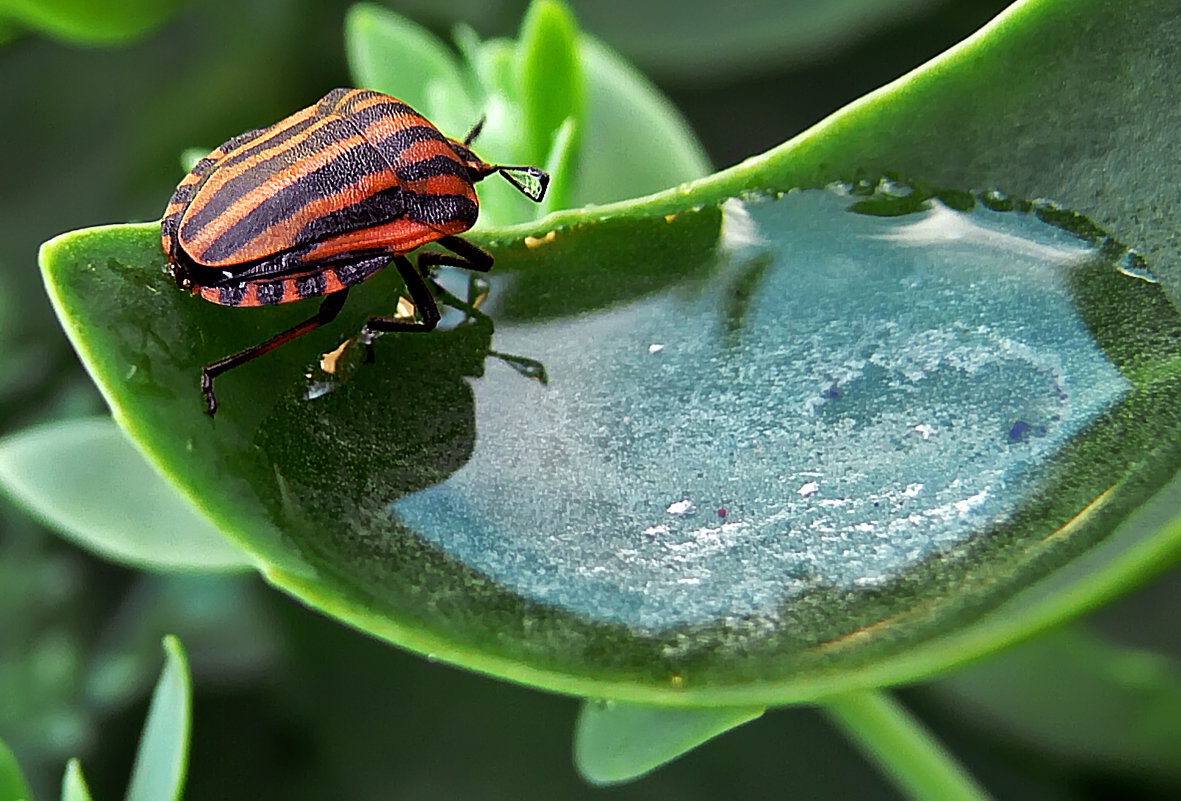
[[0, 737, 32, 801], [0, 418, 253, 572], [39, 0, 1181, 706], [931, 627, 1181, 779], [574, 700, 764, 785], [124, 636, 191, 801], [61, 760, 92, 801]]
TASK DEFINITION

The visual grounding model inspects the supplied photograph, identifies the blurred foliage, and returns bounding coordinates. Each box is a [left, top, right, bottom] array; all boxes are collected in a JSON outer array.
[[6, 0, 1181, 799], [0, 419, 252, 572], [0, 0, 188, 46]]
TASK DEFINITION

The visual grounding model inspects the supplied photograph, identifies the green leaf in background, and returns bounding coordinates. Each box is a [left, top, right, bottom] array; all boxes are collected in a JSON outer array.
[[124, 636, 190, 801], [515, 0, 585, 170], [572, 35, 712, 205], [345, 3, 471, 117], [0, 417, 253, 572], [0, 0, 186, 45], [51, 638, 191, 801], [822, 691, 991, 801], [36, 0, 1181, 711], [60, 760, 92, 801], [0, 736, 32, 801], [84, 575, 279, 712], [568, 0, 945, 78], [929, 626, 1181, 781], [343, 0, 710, 226], [574, 700, 764, 785]]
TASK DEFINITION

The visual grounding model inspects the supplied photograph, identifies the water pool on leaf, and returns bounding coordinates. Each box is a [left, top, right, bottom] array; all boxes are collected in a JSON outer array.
[[382, 190, 1147, 629]]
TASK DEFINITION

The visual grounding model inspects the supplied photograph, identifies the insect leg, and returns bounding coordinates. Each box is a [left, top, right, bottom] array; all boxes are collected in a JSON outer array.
[[362, 255, 441, 336], [417, 235, 494, 273], [416, 253, 549, 385], [201, 288, 350, 417]]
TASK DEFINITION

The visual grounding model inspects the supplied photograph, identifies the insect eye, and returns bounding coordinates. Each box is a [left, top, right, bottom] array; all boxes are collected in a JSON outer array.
[[497, 166, 550, 203]]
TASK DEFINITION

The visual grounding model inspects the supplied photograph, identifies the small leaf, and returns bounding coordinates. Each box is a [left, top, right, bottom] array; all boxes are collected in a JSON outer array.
[[124, 636, 191, 801], [345, 3, 471, 118], [61, 759, 93, 801], [572, 35, 711, 204], [514, 0, 586, 167], [0, 417, 253, 572], [178, 148, 207, 174], [930, 627, 1181, 780], [574, 700, 764, 785], [538, 117, 577, 216], [0, 737, 33, 801]]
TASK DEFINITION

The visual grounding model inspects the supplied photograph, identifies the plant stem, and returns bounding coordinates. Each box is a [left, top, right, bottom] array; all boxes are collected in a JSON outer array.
[[821, 689, 991, 801]]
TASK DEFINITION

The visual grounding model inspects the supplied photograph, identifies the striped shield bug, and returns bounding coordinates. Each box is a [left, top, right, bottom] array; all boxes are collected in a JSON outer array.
[[161, 87, 550, 416]]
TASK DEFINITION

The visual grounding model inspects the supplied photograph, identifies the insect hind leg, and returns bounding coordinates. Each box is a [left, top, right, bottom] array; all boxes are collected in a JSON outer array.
[[201, 288, 350, 417]]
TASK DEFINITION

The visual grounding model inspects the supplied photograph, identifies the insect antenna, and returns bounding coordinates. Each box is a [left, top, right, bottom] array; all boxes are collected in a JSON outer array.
[[463, 115, 487, 146]]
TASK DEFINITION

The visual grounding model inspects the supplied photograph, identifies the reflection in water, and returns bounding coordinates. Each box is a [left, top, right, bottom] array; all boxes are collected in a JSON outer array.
[[388, 190, 1142, 629]]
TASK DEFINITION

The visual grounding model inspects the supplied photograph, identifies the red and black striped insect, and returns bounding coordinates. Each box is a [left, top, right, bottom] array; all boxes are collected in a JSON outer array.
[[162, 87, 549, 416]]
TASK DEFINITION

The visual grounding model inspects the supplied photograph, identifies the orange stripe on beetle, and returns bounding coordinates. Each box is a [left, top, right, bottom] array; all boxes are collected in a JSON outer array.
[[161, 87, 551, 417]]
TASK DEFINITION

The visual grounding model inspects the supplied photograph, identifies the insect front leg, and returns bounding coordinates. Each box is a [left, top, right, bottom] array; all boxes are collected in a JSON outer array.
[[361, 255, 442, 345]]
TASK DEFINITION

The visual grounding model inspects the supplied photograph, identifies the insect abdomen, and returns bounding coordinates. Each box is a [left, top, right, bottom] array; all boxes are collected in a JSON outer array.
[[198, 255, 389, 308]]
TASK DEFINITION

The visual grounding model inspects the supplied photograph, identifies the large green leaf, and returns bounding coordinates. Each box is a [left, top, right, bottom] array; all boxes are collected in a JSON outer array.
[[39, 0, 1181, 705]]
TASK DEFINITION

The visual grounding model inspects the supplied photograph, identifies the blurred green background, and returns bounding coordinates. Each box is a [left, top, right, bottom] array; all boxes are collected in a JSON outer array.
[[10, 0, 1181, 798]]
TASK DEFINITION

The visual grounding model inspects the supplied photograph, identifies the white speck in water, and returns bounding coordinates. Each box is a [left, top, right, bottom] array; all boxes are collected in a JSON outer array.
[[798, 481, 820, 497], [666, 499, 695, 516], [913, 423, 935, 440], [953, 489, 990, 514], [648, 343, 665, 354], [903, 483, 923, 497], [644, 524, 671, 537]]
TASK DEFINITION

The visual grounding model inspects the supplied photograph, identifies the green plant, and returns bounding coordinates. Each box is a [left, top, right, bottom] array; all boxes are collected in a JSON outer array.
[[5, 0, 1181, 797]]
